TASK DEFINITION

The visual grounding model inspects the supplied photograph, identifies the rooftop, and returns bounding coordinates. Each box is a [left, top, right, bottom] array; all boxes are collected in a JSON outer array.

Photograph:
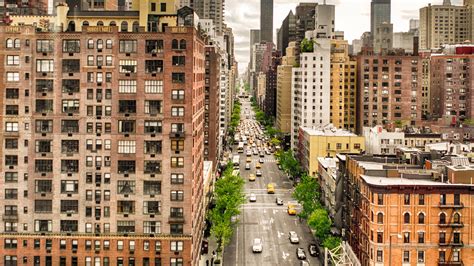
[[360, 174, 474, 187], [302, 125, 359, 137]]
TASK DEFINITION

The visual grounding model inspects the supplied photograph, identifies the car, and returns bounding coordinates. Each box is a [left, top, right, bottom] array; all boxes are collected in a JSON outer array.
[[308, 244, 319, 257], [300, 261, 310, 266], [248, 174, 256, 181], [249, 193, 257, 202], [258, 158, 264, 164], [253, 150, 259, 155], [259, 152, 265, 158], [266, 150, 271, 155], [245, 163, 251, 170], [267, 183, 275, 194], [246, 151, 252, 156], [287, 204, 297, 215], [276, 198, 284, 205], [256, 170, 262, 177], [289, 231, 299, 244], [278, 165, 283, 170], [246, 157, 252, 163], [252, 238, 263, 253], [256, 163, 261, 169], [296, 248, 306, 260]]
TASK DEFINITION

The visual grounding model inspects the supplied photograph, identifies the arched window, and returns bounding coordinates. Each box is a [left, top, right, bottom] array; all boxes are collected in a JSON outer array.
[[377, 213, 383, 224], [121, 21, 128, 32], [109, 21, 117, 27], [404, 213, 410, 224], [132, 21, 139, 32], [106, 39, 113, 49], [97, 21, 104, 26], [82, 21, 89, 27], [67, 21, 76, 32], [97, 39, 103, 49], [418, 213, 425, 224], [439, 213, 446, 224], [179, 39, 186, 50], [172, 39, 179, 49], [6, 39, 13, 48], [14, 39, 20, 49], [453, 213, 460, 224]]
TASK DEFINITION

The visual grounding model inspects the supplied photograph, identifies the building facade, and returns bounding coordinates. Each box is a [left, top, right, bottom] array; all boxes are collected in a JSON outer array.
[[260, 0, 273, 43], [362, 126, 405, 155], [370, 0, 391, 45], [0, 4, 206, 265], [264, 51, 281, 117], [276, 42, 297, 133]]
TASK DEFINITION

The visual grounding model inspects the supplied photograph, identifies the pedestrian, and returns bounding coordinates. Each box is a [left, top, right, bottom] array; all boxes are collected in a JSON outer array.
[[206, 259, 209, 266]]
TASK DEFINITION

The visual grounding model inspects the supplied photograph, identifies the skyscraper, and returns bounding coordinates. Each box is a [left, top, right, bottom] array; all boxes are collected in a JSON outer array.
[[194, 0, 226, 34], [370, 0, 391, 39], [260, 0, 273, 43]]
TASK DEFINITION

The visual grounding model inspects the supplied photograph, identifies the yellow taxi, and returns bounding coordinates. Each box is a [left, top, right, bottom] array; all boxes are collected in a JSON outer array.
[[267, 183, 275, 194], [287, 203, 297, 215], [248, 174, 256, 181], [246, 157, 252, 163], [256, 163, 261, 169]]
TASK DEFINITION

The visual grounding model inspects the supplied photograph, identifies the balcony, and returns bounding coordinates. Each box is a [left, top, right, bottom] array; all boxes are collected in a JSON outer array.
[[169, 131, 185, 138], [438, 261, 463, 266], [438, 202, 464, 209], [439, 241, 463, 247], [438, 222, 464, 228]]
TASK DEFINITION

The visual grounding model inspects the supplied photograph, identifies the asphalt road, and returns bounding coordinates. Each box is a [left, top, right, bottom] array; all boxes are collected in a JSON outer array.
[[223, 100, 321, 266]]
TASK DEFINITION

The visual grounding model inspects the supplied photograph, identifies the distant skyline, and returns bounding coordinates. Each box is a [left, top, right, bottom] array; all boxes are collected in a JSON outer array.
[[225, 0, 463, 73]]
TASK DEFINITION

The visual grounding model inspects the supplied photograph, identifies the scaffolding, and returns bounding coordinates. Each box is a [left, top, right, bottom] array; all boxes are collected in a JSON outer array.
[[324, 241, 361, 266]]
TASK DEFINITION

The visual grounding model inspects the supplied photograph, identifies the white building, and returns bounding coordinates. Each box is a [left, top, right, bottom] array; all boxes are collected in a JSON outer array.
[[318, 157, 338, 219], [291, 38, 331, 149], [363, 126, 405, 155]]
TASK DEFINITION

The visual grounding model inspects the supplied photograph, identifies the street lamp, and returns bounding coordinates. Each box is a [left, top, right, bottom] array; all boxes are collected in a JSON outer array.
[[389, 234, 402, 266]]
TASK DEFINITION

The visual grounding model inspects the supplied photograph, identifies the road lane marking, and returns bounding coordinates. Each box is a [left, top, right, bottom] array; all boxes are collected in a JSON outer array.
[[282, 251, 289, 260]]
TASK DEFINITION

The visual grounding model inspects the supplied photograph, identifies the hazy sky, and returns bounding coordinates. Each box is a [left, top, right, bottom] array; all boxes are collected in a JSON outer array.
[[225, 0, 463, 73]]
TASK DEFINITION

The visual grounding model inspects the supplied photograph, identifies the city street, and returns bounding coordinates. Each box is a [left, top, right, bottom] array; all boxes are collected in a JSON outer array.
[[223, 99, 321, 266]]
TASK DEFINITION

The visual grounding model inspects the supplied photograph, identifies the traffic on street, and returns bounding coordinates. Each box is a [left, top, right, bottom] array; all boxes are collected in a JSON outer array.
[[223, 98, 321, 266]]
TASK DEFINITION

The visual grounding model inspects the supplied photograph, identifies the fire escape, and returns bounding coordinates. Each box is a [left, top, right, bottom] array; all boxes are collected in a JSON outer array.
[[437, 194, 464, 266]]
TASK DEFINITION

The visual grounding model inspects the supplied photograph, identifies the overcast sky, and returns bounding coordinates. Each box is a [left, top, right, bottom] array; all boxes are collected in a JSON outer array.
[[225, 0, 463, 73]]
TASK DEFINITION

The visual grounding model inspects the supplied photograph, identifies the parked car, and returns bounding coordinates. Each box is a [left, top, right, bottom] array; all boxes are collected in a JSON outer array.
[[289, 231, 299, 244], [308, 244, 319, 257], [252, 238, 263, 253], [296, 247, 306, 260]]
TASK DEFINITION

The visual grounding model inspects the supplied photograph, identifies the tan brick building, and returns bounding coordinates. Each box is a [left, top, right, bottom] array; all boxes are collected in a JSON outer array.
[[0, 4, 206, 266]]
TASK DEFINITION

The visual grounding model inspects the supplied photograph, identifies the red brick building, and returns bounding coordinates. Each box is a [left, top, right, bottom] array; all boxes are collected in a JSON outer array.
[[0, 21, 205, 266]]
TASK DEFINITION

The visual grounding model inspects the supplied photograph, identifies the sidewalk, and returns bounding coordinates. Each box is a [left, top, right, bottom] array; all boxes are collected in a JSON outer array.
[[199, 237, 223, 266]]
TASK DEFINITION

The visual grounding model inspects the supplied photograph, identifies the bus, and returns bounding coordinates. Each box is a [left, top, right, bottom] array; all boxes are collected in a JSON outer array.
[[232, 155, 240, 166], [237, 142, 244, 153]]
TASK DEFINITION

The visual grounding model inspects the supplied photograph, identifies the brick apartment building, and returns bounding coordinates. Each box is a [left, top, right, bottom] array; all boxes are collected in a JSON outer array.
[[0, 3, 206, 265], [341, 155, 474, 266], [356, 51, 422, 133]]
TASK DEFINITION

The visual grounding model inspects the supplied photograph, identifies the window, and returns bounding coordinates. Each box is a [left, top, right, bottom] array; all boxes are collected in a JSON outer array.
[[60, 220, 78, 232], [118, 141, 136, 154], [145, 80, 163, 93], [118, 100, 136, 113], [6, 55, 19, 66], [35, 99, 53, 113], [62, 59, 80, 73], [61, 140, 79, 153], [119, 60, 137, 73], [60, 180, 79, 193], [145, 40, 164, 53], [62, 99, 80, 113], [171, 157, 184, 168], [5, 122, 19, 132], [144, 141, 162, 154], [35, 39, 54, 53], [143, 201, 161, 214], [404, 213, 410, 224], [145, 60, 163, 73], [35, 140, 52, 153], [144, 161, 161, 174], [60, 200, 78, 213], [106, 39, 113, 49], [117, 221, 135, 233], [454, 194, 461, 205], [118, 161, 135, 173], [35, 120, 52, 133], [417, 251, 424, 263], [171, 140, 184, 151], [439, 251, 445, 263], [170, 241, 183, 251], [171, 123, 185, 133], [118, 120, 135, 133], [61, 160, 79, 173], [377, 232, 383, 243], [6, 88, 19, 99], [179, 40, 186, 49], [171, 173, 184, 184], [172, 73, 185, 83], [145, 100, 162, 114], [5, 172, 18, 182], [63, 40, 80, 53], [119, 40, 137, 53], [5, 155, 18, 166], [418, 213, 425, 224], [62, 79, 80, 93], [35, 180, 52, 193], [4, 238, 18, 249], [172, 56, 185, 66], [119, 80, 137, 93], [35, 160, 53, 172], [418, 232, 424, 243], [403, 232, 410, 243], [377, 213, 383, 224], [35, 220, 52, 232], [144, 181, 161, 195], [5, 139, 18, 149], [453, 212, 461, 224], [117, 181, 135, 194], [170, 224, 183, 235], [4, 256, 17, 266], [7, 72, 20, 82], [419, 194, 425, 205], [171, 190, 184, 201], [144, 120, 162, 133], [5, 105, 18, 115], [170, 207, 183, 218], [172, 90, 185, 100], [36, 59, 54, 73], [160, 2, 166, 11], [404, 194, 410, 205], [143, 221, 161, 234], [171, 107, 184, 117]]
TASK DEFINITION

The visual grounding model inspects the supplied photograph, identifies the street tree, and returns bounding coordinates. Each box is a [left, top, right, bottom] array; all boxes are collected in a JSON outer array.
[[293, 174, 320, 218], [307, 208, 331, 241], [322, 236, 342, 250]]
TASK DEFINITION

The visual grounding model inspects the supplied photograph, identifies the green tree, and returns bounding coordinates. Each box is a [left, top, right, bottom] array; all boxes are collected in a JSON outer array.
[[293, 174, 320, 218], [322, 236, 342, 250], [270, 137, 281, 147], [300, 38, 314, 53], [307, 208, 331, 241]]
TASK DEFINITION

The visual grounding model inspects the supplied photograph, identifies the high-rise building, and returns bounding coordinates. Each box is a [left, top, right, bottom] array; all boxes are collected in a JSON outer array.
[[194, 0, 225, 34], [276, 42, 297, 133], [370, 0, 391, 39], [277, 11, 296, 56], [373, 22, 393, 54], [260, 0, 273, 43], [356, 52, 422, 133], [330, 39, 357, 132], [419, 0, 471, 50], [291, 38, 331, 148], [314, 3, 335, 39], [249, 29, 261, 69], [264, 51, 281, 117], [0, 3, 207, 265]]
